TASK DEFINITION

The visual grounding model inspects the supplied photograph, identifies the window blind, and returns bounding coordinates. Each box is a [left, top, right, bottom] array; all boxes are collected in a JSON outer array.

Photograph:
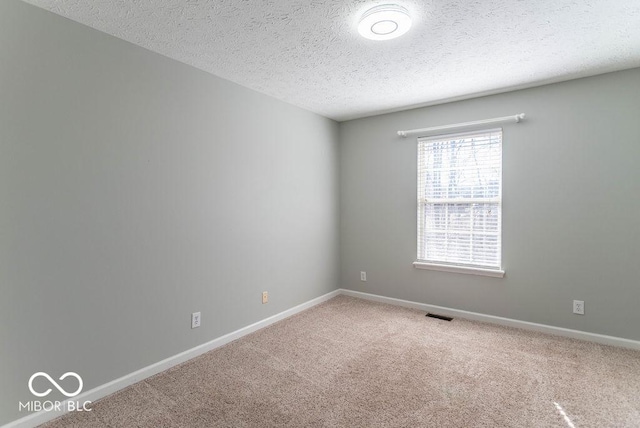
[[417, 128, 502, 270]]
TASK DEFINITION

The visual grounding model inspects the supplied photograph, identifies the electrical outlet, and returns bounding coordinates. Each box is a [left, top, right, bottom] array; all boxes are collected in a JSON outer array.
[[573, 300, 584, 315], [262, 291, 268, 304], [360, 271, 367, 281], [191, 312, 201, 329]]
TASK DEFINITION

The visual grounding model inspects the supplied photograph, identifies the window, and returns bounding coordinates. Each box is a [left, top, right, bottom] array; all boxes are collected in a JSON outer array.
[[415, 128, 503, 276]]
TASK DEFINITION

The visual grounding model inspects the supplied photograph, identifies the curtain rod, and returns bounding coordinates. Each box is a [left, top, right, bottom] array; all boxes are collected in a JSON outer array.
[[397, 113, 526, 138]]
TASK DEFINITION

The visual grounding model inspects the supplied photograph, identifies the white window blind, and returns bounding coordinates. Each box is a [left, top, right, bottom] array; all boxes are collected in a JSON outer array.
[[417, 128, 502, 270]]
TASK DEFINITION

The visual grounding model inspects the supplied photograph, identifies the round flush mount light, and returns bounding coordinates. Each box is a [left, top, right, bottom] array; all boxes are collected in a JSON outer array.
[[358, 4, 411, 41]]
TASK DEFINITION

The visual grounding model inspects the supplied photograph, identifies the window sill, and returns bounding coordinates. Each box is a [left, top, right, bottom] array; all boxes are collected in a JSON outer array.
[[413, 261, 505, 278]]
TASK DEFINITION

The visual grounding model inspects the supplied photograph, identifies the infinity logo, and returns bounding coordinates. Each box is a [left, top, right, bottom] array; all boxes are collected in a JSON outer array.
[[28, 372, 83, 398]]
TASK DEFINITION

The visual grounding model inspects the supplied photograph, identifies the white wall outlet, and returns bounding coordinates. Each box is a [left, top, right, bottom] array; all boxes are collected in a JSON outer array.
[[360, 271, 367, 281], [191, 312, 201, 329], [573, 300, 584, 315], [262, 291, 268, 304]]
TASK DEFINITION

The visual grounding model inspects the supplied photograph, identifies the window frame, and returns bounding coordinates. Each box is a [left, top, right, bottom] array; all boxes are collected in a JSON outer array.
[[414, 128, 505, 278]]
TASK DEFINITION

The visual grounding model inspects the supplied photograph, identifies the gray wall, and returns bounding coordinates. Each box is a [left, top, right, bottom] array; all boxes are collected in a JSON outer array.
[[3, 0, 639, 425], [0, 1, 339, 424], [340, 68, 640, 341]]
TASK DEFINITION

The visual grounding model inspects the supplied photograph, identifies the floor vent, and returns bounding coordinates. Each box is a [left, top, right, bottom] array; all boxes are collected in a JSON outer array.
[[426, 313, 453, 321]]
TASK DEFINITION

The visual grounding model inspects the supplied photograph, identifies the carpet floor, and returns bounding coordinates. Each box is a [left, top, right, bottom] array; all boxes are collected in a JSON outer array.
[[42, 295, 640, 427]]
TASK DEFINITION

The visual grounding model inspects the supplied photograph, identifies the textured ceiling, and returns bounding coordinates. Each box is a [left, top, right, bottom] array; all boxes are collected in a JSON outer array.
[[22, 0, 640, 121]]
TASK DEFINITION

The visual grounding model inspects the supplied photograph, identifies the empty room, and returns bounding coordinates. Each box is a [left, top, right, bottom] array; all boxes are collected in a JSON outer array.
[[2, 0, 639, 427]]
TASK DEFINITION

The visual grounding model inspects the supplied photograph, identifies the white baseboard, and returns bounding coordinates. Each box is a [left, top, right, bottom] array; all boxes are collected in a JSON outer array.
[[3, 289, 341, 428], [7, 287, 639, 428], [340, 289, 640, 351]]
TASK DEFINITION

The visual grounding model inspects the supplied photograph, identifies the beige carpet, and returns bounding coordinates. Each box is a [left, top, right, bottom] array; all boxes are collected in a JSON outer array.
[[42, 295, 640, 427]]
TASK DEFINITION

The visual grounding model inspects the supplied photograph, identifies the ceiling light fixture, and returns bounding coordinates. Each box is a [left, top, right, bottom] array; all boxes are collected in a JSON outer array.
[[358, 4, 411, 41]]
